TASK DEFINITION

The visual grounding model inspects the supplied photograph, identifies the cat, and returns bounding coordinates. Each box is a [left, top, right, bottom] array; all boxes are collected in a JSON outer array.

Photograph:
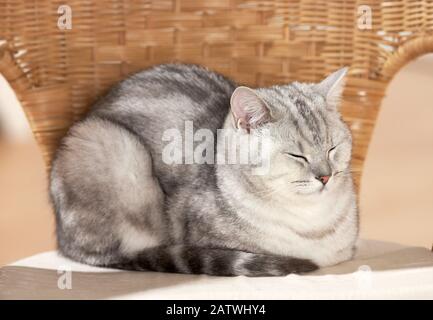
[[50, 64, 359, 276]]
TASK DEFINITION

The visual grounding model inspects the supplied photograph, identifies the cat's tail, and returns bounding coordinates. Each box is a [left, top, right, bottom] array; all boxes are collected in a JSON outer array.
[[107, 245, 318, 277]]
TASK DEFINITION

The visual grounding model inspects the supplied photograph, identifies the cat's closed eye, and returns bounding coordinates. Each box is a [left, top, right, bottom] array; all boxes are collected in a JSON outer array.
[[327, 146, 337, 157], [285, 153, 309, 163]]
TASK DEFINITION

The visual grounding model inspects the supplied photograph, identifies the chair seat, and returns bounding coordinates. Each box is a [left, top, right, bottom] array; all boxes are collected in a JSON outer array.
[[1, 239, 433, 299]]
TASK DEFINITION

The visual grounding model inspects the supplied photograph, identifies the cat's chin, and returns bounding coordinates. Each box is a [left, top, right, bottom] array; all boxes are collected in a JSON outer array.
[[293, 184, 329, 196], [293, 188, 323, 196]]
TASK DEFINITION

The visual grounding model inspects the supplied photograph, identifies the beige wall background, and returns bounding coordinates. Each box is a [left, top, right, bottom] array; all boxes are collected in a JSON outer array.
[[359, 54, 433, 248], [0, 55, 432, 266]]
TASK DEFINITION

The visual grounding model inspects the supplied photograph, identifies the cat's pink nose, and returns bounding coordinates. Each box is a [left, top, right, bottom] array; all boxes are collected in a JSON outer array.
[[316, 175, 330, 185]]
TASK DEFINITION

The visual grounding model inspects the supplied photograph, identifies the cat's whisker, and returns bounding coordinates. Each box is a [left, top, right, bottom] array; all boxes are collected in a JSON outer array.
[[291, 180, 311, 184]]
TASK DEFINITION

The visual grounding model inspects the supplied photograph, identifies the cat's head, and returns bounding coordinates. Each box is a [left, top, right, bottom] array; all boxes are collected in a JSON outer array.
[[229, 68, 352, 195]]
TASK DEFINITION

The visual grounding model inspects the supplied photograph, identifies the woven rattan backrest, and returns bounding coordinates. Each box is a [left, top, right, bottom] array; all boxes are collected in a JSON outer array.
[[1, 0, 433, 190]]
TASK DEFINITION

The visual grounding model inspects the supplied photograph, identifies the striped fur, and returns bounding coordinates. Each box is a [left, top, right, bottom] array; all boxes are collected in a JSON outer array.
[[50, 64, 358, 276], [109, 246, 317, 276]]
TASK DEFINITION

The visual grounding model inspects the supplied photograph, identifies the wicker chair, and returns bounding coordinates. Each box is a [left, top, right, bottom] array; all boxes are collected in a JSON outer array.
[[1, 0, 433, 299], [1, 0, 433, 189]]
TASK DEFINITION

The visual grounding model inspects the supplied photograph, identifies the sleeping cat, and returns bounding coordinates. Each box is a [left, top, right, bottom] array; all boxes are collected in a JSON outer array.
[[50, 64, 359, 276]]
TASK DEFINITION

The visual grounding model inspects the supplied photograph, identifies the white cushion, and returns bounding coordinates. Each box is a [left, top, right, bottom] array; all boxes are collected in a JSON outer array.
[[1, 239, 433, 299]]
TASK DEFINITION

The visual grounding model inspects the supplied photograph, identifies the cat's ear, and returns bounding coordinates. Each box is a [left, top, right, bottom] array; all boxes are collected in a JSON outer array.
[[230, 86, 272, 132], [316, 67, 348, 109]]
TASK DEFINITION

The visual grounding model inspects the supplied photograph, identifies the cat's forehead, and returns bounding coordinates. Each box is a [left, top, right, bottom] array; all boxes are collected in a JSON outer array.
[[264, 82, 326, 107], [270, 105, 336, 150], [260, 82, 348, 150]]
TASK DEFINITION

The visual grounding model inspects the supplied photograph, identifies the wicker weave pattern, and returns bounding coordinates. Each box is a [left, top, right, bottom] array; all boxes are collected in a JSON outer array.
[[1, 0, 433, 190]]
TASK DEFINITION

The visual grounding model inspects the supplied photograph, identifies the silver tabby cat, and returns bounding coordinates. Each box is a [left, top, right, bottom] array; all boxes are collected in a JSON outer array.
[[50, 64, 359, 276]]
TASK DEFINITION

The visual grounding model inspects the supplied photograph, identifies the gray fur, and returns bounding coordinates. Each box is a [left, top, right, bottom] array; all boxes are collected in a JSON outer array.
[[50, 64, 358, 276]]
